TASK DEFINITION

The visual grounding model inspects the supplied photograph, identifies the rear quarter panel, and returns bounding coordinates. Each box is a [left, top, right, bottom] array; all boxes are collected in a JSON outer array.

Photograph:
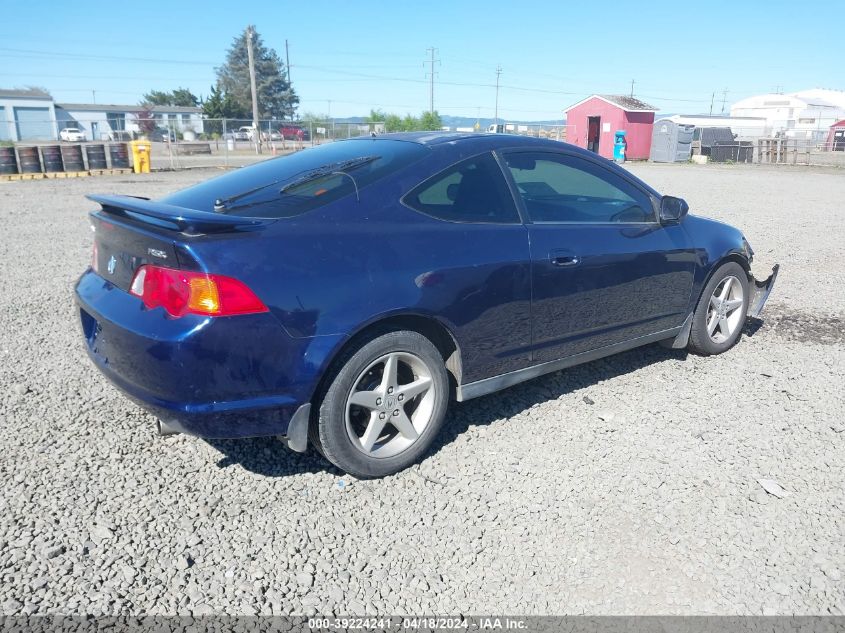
[[186, 149, 534, 384]]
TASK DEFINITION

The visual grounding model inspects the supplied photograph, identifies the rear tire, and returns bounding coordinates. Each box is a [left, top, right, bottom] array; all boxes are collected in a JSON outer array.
[[314, 331, 449, 478], [688, 262, 749, 356]]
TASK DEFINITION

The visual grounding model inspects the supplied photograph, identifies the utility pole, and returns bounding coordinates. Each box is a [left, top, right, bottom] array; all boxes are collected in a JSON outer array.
[[721, 88, 728, 114], [494, 65, 502, 128], [285, 39, 292, 122], [630, 79, 635, 98], [285, 39, 291, 84], [92, 89, 96, 104], [425, 47, 439, 114], [709, 91, 715, 116], [246, 25, 261, 154]]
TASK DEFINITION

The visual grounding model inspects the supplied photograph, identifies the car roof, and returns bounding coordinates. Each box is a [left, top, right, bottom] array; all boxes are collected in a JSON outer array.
[[343, 131, 662, 198], [347, 131, 595, 156]]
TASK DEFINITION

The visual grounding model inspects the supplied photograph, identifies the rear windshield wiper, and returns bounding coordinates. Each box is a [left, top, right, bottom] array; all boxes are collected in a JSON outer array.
[[278, 155, 380, 197], [214, 155, 380, 212]]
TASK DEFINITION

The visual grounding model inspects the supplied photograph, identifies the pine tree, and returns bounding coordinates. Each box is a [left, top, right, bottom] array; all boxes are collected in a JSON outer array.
[[215, 26, 299, 120]]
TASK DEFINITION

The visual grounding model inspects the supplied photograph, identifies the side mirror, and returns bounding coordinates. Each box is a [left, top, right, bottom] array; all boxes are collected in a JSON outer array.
[[659, 196, 689, 224]]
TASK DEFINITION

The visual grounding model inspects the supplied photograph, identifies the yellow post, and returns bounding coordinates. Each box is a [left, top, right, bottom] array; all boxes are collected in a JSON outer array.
[[129, 140, 151, 174]]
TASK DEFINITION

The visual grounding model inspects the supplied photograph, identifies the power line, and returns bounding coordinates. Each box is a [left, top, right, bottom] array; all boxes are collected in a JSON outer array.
[[0, 47, 730, 107], [0, 46, 216, 66]]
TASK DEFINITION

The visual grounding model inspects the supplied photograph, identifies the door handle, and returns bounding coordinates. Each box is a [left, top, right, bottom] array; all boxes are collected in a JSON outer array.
[[550, 253, 580, 267]]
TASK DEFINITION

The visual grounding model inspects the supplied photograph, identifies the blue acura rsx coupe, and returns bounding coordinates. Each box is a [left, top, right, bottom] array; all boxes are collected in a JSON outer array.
[[76, 132, 778, 477]]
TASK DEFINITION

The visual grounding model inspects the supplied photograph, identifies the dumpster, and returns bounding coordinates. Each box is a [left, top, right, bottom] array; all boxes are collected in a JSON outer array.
[[613, 130, 627, 163], [129, 140, 151, 173]]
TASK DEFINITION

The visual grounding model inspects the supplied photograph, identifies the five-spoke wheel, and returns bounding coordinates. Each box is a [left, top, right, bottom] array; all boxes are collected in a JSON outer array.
[[689, 262, 749, 355], [313, 330, 449, 478], [345, 352, 436, 458], [706, 275, 745, 344]]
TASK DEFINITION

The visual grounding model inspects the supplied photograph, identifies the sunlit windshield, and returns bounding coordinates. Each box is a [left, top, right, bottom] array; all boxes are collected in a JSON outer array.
[[162, 139, 428, 218]]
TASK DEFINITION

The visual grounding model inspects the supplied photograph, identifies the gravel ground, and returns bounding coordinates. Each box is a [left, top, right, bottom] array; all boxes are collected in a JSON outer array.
[[0, 163, 843, 616]]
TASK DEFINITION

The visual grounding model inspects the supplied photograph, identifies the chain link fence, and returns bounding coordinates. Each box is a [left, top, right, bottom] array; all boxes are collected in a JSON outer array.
[[4, 114, 844, 172]]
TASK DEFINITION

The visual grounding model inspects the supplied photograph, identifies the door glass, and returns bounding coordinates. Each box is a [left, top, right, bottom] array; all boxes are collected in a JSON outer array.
[[404, 153, 520, 223], [505, 153, 654, 223]]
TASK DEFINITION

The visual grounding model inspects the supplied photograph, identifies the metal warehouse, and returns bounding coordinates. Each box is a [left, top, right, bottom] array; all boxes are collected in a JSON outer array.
[[0, 88, 57, 142]]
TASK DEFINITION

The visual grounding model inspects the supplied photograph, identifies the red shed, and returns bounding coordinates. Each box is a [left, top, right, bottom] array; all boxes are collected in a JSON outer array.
[[826, 119, 845, 151], [565, 95, 657, 160]]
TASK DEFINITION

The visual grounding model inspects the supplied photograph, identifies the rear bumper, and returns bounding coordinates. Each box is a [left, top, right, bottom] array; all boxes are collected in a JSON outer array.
[[75, 269, 342, 441], [748, 264, 779, 318]]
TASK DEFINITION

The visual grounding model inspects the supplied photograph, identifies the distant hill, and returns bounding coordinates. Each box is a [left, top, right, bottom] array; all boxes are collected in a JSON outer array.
[[441, 115, 566, 129]]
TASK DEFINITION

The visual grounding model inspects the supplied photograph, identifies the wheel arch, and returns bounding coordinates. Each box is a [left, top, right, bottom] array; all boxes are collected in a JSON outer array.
[[693, 251, 751, 311], [309, 312, 463, 409]]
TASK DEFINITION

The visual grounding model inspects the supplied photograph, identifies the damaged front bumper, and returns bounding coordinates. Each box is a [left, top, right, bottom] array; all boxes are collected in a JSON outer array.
[[747, 264, 779, 318]]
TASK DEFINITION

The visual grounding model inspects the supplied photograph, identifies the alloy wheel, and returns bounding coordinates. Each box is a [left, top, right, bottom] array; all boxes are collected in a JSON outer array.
[[344, 351, 436, 458], [706, 275, 745, 343]]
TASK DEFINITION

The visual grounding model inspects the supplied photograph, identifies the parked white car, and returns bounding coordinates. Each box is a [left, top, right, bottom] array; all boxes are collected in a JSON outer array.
[[236, 126, 257, 141], [60, 128, 85, 142]]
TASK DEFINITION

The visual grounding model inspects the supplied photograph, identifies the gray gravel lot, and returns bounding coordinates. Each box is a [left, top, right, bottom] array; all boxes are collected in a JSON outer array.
[[0, 163, 843, 616]]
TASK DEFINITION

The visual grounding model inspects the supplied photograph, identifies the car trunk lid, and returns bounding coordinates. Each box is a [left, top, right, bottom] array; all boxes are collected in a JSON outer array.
[[88, 194, 274, 293]]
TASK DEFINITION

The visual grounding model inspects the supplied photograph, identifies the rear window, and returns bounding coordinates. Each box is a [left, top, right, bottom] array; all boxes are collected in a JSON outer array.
[[162, 139, 428, 218], [403, 153, 520, 224]]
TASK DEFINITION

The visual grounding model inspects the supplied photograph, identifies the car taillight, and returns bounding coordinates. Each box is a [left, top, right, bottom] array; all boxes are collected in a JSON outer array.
[[129, 265, 268, 318], [91, 242, 99, 273]]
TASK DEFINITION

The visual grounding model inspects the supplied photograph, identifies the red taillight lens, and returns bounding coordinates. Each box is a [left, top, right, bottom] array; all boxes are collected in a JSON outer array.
[[129, 265, 268, 318]]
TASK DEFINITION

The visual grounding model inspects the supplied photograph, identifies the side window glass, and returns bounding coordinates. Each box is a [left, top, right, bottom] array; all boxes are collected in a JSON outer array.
[[504, 153, 654, 223], [404, 153, 520, 223]]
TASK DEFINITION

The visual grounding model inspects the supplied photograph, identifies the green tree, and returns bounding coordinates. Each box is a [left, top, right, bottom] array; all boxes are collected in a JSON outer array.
[[419, 110, 443, 131], [142, 90, 172, 106], [170, 87, 199, 107], [201, 85, 248, 134], [401, 114, 419, 131], [142, 87, 199, 107], [384, 114, 403, 132], [366, 109, 387, 123], [215, 26, 299, 120]]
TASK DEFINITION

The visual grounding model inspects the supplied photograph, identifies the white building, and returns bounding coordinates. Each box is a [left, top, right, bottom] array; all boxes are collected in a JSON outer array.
[[730, 89, 845, 142], [0, 88, 58, 142], [0, 88, 205, 142], [55, 103, 204, 141], [660, 114, 768, 140]]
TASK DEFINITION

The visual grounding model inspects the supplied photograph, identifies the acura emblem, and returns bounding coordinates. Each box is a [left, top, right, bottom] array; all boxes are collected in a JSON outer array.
[[107, 256, 116, 275]]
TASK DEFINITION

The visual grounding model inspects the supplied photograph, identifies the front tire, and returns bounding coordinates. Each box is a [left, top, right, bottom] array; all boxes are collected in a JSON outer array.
[[315, 331, 449, 478], [688, 262, 749, 355]]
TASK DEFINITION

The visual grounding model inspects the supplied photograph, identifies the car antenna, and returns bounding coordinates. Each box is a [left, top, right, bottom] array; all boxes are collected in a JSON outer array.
[[332, 171, 360, 202]]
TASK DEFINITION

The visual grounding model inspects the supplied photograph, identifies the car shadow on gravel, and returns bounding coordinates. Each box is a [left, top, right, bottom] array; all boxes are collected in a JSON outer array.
[[206, 324, 778, 477], [431, 343, 691, 453], [205, 436, 343, 478]]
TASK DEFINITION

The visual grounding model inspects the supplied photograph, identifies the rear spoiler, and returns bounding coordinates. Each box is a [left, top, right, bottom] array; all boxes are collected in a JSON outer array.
[[87, 194, 275, 234]]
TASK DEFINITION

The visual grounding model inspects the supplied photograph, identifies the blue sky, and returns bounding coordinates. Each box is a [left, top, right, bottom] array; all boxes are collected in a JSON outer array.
[[0, 0, 840, 120]]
